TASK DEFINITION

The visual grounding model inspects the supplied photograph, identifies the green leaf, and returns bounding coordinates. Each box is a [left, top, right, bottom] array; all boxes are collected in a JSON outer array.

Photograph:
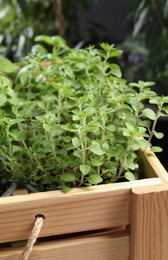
[[62, 186, 73, 193], [138, 139, 151, 151], [35, 35, 67, 48], [123, 128, 131, 137], [163, 106, 168, 114], [91, 159, 104, 166], [72, 137, 81, 148], [35, 35, 55, 45], [102, 142, 109, 151], [61, 124, 76, 132], [9, 130, 25, 141], [73, 150, 83, 160], [144, 82, 155, 87], [89, 141, 105, 155], [60, 173, 76, 182], [149, 97, 161, 104], [87, 174, 103, 185], [163, 97, 168, 103], [0, 56, 15, 73], [58, 185, 73, 192], [31, 44, 48, 55], [72, 115, 81, 121], [19, 68, 30, 85], [109, 50, 123, 58], [12, 145, 23, 154], [0, 94, 7, 107], [106, 124, 116, 132], [151, 146, 163, 153], [109, 64, 122, 78], [130, 142, 140, 151], [79, 164, 91, 175], [154, 131, 164, 139], [125, 122, 135, 131], [143, 108, 156, 120], [124, 171, 136, 181]]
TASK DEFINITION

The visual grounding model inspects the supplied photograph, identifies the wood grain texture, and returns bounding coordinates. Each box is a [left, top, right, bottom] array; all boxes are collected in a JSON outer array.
[[0, 178, 162, 244], [0, 150, 166, 245], [0, 229, 129, 260], [130, 183, 168, 260], [140, 148, 168, 182]]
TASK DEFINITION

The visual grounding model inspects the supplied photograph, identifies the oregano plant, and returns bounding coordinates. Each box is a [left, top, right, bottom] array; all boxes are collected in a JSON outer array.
[[0, 35, 168, 193]]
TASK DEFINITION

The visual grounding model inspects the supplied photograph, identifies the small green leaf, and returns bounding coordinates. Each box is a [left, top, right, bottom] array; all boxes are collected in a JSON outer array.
[[106, 124, 116, 132], [60, 173, 76, 182], [72, 137, 81, 148], [130, 142, 140, 151], [143, 108, 156, 120], [163, 97, 168, 103], [61, 124, 76, 132], [0, 56, 15, 73], [123, 128, 131, 137], [12, 145, 23, 154], [91, 159, 104, 166], [73, 150, 83, 160], [20, 70, 29, 85], [124, 171, 136, 181], [72, 115, 81, 121], [89, 141, 105, 155], [62, 186, 73, 193], [109, 64, 122, 78], [9, 130, 25, 141], [151, 146, 163, 153], [149, 97, 161, 104], [0, 94, 7, 107], [154, 131, 164, 139], [35, 35, 67, 48], [125, 122, 135, 131], [163, 106, 168, 114], [87, 174, 103, 184], [102, 142, 109, 151], [144, 82, 155, 86], [31, 44, 48, 55], [79, 164, 91, 175], [58, 185, 73, 193], [138, 139, 151, 151]]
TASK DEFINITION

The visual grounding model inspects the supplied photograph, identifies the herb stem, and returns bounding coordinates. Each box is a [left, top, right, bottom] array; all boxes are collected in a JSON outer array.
[[148, 106, 162, 143], [117, 138, 133, 178]]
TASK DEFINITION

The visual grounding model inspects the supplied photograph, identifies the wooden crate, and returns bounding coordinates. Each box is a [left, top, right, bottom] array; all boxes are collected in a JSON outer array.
[[0, 149, 168, 260]]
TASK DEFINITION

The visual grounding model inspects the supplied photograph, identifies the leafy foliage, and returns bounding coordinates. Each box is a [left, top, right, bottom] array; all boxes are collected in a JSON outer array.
[[0, 36, 168, 192]]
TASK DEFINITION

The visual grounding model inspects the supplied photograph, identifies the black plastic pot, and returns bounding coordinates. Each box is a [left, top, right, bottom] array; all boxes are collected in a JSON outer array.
[[1, 181, 39, 197], [23, 183, 39, 193], [1, 182, 17, 197]]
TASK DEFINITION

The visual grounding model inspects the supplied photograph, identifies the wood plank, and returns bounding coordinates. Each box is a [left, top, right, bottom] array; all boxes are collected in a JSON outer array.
[[130, 183, 168, 260], [0, 229, 129, 260], [0, 178, 162, 243], [140, 148, 168, 182]]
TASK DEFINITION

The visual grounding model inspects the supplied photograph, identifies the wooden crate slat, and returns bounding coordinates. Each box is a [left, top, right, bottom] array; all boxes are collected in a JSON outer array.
[[130, 183, 168, 260], [141, 148, 168, 182], [0, 178, 162, 243], [0, 230, 129, 260]]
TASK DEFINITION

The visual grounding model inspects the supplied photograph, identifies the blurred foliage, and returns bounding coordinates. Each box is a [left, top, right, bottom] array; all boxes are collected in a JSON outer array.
[[120, 0, 168, 94], [0, 0, 98, 61]]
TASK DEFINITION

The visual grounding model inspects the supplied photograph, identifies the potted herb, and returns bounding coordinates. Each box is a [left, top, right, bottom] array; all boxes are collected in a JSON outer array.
[[0, 36, 168, 259]]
